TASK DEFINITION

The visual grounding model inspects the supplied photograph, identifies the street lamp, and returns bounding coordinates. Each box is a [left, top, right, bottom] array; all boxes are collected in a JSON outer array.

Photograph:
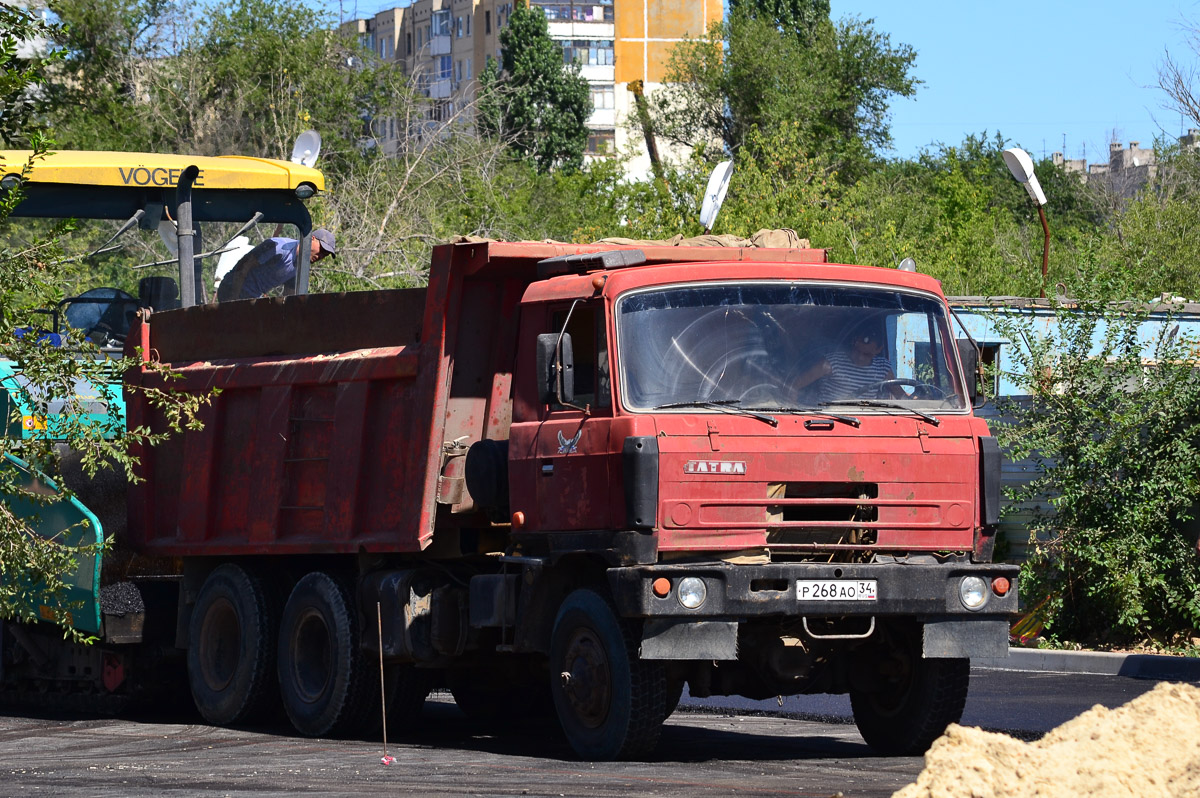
[[1002, 147, 1050, 298]]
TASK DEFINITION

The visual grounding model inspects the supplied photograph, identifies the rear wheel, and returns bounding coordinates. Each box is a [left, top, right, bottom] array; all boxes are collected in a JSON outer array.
[[549, 588, 667, 760], [277, 572, 377, 738], [187, 564, 279, 726], [849, 629, 969, 755]]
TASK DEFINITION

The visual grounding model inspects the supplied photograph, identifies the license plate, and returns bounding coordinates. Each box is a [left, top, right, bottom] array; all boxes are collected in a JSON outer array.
[[796, 579, 877, 601]]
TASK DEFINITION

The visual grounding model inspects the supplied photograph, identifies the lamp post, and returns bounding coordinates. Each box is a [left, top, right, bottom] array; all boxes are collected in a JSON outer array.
[[1002, 147, 1050, 298]]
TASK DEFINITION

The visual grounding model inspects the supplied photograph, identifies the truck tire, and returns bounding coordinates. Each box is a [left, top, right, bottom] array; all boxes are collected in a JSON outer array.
[[849, 640, 969, 756], [187, 564, 279, 726], [277, 572, 377, 738], [549, 588, 668, 760]]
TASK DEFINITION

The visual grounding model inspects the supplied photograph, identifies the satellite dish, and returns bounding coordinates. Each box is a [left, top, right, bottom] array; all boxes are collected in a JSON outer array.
[[214, 236, 254, 285], [290, 130, 322, 168], [157, 219, 178, 256], [699, 160, 734, 233]]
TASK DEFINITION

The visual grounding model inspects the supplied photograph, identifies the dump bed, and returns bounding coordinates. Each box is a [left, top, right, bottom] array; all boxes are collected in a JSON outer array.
[[124, 240, 827, 556]]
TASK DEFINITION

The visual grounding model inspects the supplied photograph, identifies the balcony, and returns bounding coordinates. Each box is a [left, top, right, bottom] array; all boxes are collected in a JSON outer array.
[[428, 79, 452, 99], [547, 21, 614, 39], [430, 34, 451, 56]]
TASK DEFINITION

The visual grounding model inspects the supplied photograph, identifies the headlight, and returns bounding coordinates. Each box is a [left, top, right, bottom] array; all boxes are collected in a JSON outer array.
[[678, 577, 707, 610], [959, 576, 988, 610]]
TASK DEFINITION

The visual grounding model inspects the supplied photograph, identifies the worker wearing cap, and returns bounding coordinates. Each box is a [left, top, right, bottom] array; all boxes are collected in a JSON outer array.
[[216, 228, 336, 302]]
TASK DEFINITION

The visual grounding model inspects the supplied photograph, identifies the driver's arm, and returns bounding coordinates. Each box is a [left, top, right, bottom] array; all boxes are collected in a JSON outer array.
[[792, 358, 831, 392]]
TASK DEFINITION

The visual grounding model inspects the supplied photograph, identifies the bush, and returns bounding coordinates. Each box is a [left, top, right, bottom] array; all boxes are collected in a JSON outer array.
[[992, 294, 1200, 647]]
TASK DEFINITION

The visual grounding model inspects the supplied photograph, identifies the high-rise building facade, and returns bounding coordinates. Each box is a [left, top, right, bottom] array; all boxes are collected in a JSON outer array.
[[345, 0, 721, 178]]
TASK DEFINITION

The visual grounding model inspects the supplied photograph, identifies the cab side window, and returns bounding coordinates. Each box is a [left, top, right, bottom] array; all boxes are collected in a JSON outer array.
[[550, 304, 609, 411]]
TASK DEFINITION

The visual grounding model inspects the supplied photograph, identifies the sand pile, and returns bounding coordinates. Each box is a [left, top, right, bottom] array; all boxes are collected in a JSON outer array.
[[894, 681, 1200, 798]]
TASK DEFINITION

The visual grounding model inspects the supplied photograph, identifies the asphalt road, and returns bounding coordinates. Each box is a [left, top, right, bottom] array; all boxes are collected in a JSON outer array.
[[0, 667, 1190, 798]]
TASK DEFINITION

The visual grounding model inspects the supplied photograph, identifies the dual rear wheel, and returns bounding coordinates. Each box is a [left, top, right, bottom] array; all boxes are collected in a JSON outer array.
[[188, 568, 416, 738]]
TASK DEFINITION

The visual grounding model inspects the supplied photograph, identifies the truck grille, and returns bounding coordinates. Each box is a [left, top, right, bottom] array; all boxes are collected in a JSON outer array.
[[766, 481, 878, 548]]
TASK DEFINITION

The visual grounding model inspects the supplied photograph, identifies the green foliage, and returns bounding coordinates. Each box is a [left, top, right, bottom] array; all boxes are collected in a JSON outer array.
[[0, 12, 212, 638], [729, 0, 830, 41], [709, 123, 838, 237], [653, 8, 917, 181], [46, 0, 399, 166], [991, 290, 1200, 646], [1089, 146, 1200, 301], [792, 132, 1107, 296], [0, 6, 58, 146], [478, 4, 590, 173]]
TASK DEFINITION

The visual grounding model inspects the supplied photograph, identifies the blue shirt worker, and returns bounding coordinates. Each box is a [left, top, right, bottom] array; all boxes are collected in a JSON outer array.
[[216, 228, 336, 302]]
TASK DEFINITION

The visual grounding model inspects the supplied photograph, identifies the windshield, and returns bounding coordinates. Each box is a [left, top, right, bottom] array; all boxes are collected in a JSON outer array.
[[615, 282, 967, 413]]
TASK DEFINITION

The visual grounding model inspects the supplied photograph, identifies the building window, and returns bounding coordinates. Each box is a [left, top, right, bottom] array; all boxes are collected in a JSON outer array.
[[562, 40, 614, 67], [466, 57, 473, 79], [438, 56, 452, 80], [532, 1, 614, 23], [590, 85, 614, 109], [417, 28, 423, 48], [465, 15, 471, 36], [485, 10, 491, 34], [432, 10, 451, 37], [455, 60, 462, 82], [455, 16, 463, 38], [586, 130, 615, 155]]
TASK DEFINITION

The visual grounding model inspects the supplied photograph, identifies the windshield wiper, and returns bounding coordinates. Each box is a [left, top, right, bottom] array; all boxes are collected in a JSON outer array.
[[820, 399, 940, 427], [653, 399, 778, 427], [741, 405, 861, 427]]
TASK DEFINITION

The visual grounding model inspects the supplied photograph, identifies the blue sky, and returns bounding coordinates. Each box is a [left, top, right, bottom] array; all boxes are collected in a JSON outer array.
[[830, 1, 1197, 164]]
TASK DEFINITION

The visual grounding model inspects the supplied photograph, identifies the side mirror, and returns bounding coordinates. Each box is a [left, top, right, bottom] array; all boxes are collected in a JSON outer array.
[[536, 332, 574, 406], [956, 338, 981, 405]]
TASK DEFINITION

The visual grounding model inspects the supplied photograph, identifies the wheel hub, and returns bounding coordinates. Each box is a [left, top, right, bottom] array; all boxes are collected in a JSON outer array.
[[291, 608, 333, 704], [198, 597, 239, 691], [561, 627, 610, 729]]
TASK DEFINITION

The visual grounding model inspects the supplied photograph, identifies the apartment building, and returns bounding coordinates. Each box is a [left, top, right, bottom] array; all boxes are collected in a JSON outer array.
[[346, 0, 721, 178]]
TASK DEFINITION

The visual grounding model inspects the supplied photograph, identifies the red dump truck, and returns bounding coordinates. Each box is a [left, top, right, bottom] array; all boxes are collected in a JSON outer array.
[[10, 239, 1018, 760]]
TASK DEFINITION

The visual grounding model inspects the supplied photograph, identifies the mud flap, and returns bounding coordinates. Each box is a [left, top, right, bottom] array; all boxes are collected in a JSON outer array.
[[640, 619, 738, 660], [922, 619, 1008, 658]]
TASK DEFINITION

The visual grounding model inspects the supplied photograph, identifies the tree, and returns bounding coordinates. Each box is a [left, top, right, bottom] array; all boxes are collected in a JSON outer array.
[[1158, 18, 1200, 131], [477, 4, 590, 173], [0, 8, 210, 637], [45, 0, 400, 168], [0, 4, 58, 147], [652, 8, 917, 181], [729, 0, 829, 42]]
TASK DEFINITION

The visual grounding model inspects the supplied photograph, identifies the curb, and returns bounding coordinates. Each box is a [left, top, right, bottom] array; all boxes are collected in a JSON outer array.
[[973, 647, 1200, 681]]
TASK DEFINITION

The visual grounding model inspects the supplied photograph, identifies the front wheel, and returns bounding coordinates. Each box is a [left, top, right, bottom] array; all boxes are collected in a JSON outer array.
[[549, 588, 668, 760], [849, 636, 968, 755]]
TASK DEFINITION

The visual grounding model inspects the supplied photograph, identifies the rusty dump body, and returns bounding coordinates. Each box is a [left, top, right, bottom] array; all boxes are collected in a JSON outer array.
[[123, 240, 837, 556]]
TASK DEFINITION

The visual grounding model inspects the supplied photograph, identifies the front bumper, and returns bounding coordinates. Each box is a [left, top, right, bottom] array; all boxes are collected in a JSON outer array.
[[608, 560, 1019, 620]]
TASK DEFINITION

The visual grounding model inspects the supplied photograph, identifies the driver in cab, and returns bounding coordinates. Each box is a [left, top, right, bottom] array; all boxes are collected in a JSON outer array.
[[794, 328, 899, 401]]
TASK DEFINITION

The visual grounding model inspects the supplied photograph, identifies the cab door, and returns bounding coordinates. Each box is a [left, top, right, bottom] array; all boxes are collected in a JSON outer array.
[[508, 300, 614, 531]]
